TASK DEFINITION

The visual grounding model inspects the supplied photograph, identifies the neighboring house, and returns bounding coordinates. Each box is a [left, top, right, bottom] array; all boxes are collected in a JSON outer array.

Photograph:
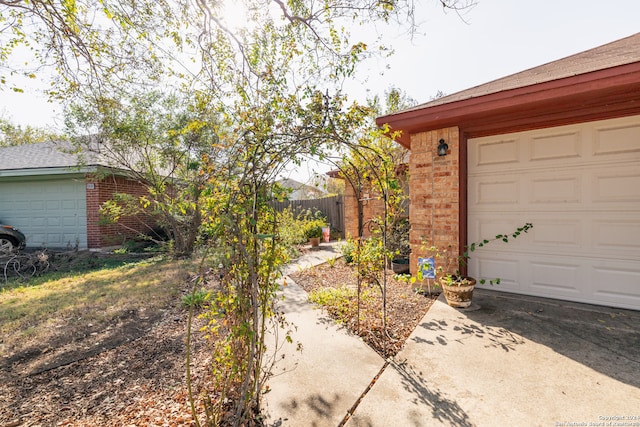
[[0, 140, 153, 250], [377, 32, 640, 311], [276, 178, 327, 200]]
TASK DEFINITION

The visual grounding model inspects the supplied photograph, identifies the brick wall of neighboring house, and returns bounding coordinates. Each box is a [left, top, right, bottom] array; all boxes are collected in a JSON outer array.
[[342, 166, 409, 240], [343, 183, 386, 239], [85, 174, 156, 249], [408, 127, 462, 275]]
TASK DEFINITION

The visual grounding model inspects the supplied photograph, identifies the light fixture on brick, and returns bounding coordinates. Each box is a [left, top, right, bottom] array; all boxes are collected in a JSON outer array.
[[437, 138, 448, 156]]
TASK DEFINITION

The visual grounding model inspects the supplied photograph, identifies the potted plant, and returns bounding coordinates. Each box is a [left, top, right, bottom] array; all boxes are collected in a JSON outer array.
[[391, 257, 410, 274], [305, 225, 323, 247], [416, 223, 533, 308], [387, 218, 411, 274]]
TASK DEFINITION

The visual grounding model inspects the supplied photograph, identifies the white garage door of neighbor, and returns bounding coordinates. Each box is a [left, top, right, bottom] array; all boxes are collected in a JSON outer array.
[[468, 115, 640, 310], [0, 176, 88, 249]]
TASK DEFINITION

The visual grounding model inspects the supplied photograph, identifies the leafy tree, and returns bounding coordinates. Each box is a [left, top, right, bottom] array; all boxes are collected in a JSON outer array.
[[4, 0, 475, 424], [0, 0, 189, 98], [330, 87, 416, 238], [65, 91, 219, 257], [326, 176, 346, 196], [0, 117, 60, 146], [320, 87, 417, 354]]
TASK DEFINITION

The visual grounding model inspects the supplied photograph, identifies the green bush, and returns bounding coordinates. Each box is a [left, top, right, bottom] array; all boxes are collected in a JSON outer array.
[[182, 289, 210, 308], [304, 225, 323, 239], [274, 208, 309, 247], [308, 286, 373, 324], [341, 239, 356, 264], [270, 207, 328, 258]]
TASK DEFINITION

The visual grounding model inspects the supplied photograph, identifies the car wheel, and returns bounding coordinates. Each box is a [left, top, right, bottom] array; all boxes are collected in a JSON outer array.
[[0, 237, 17, 255]]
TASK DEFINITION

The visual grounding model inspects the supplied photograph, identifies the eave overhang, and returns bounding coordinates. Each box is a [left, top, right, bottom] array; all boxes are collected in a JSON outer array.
[[0, 165, 132, 179], [377, 62, 640, 148]]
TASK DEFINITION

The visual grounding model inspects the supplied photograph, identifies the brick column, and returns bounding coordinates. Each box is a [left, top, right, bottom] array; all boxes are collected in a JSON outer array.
[[343, 183, 359, 239], [85, 176, 102, 249], [343, 181, 387, 239], [408, 127, 461, 274]]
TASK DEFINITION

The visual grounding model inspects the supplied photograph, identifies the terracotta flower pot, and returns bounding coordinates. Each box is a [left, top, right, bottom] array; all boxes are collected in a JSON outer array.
[[309, 237, 321, 247], [441, 277, 476, 308]]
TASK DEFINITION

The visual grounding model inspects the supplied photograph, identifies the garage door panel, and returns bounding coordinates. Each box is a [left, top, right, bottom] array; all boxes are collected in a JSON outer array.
[[531, 176, 582, 203], [47, 217, 61, 226], [594, 220, 640, 252], [29, 233, 48, 246], [530, 220, 581, 247], [469, 216, 577, 251], [530, 131, 581, 161], [46, 200, 60, 210], [530, 261, 582, 294], [476, 180, 520, 205], [471, 213, 639, 260], [0, 177, 87, 249], [592, 170, 640, 203], [473, 257, 520, 287], [592, 263, 640, 307], [594, 122, 640, 156], [468, 218, 529, 245], [62, 216, 78, 226], [469, 116, 640, 310], [30, 201, 44, 210], [476, 139, 519, 166], [62, 200, 77, 209], [46, 234, 63, 244]]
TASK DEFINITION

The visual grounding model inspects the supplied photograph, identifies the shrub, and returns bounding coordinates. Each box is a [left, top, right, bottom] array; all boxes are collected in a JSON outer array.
[[386, 217, 410, 259], [304, 225, 323, 239], [308, 286, 373, 324], [182, 289, 210, 308], [274, 208, 309, 247], [341, 239, 356, 264]]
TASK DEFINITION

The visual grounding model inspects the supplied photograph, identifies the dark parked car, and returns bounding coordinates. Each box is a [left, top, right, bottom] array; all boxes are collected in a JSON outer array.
[[0, 224, 26, 254]]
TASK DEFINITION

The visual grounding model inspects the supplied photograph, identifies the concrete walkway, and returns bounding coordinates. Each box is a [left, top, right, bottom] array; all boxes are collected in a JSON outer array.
[[263, 243, 640, 426], [263, 242, 385, 426]]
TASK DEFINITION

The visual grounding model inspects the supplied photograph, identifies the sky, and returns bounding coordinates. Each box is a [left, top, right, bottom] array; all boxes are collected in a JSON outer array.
[[2, 0, 640, 181]]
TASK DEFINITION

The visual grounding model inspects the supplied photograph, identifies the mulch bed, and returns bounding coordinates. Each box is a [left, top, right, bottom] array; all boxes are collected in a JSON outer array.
[[1, 253, 438, 426], [289, 257, 439, 358], [0, 287, 213, 427]]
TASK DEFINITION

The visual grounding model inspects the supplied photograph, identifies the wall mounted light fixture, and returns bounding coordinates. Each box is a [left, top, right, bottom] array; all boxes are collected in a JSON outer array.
[[437, 138, 449, 156]]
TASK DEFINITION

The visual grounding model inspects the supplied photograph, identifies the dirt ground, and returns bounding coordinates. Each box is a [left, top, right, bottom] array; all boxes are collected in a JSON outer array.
[[0, 299, 213, 427], [290, 258, 438, 358], [1, 254, 436, 426]]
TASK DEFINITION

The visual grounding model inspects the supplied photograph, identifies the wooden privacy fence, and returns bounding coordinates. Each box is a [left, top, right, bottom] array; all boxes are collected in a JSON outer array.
[[270, 195, 345, 237]]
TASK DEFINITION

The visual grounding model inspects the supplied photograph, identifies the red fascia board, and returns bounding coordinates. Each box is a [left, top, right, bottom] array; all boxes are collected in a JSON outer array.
[[377, 62, 640, 148]]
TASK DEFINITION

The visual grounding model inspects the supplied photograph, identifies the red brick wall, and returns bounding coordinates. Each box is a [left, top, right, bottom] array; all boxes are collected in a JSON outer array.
[[342, 173, 407, 240], [343, 184, 359, 239], [408, 127, 461, 274], [343, 183, 388, 239], [85, 175, 157, 249]]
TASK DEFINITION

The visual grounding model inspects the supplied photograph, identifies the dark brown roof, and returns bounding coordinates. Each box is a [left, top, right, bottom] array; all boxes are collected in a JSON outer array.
[[407, 32, 640, 111], [378, 32, 640, 145]]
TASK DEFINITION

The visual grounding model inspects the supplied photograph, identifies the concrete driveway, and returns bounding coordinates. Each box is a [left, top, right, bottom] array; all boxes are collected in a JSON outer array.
[[348, 289, 640, 426], [265, 246, 640, 427]]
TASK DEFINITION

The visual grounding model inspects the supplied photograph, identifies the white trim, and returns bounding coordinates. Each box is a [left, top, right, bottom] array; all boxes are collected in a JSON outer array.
[[0, 166, 97, 178]]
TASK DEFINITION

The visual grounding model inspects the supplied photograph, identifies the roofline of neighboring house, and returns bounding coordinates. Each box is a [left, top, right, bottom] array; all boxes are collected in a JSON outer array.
[[377, 62, 640, 147], [0, 165, 131, 179]]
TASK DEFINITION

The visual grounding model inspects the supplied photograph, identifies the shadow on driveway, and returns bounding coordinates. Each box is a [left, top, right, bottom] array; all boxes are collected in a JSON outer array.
[[421, 289, 640, 389]]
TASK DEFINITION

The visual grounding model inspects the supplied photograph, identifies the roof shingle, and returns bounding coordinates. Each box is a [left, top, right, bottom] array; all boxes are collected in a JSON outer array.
[[405, 31, 640, 112], [0, 140, 107, 172]]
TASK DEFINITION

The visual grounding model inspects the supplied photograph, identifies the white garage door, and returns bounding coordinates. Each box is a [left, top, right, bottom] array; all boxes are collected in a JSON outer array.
[[0, 176, 88, 249], [468, 115, 640, 310]]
